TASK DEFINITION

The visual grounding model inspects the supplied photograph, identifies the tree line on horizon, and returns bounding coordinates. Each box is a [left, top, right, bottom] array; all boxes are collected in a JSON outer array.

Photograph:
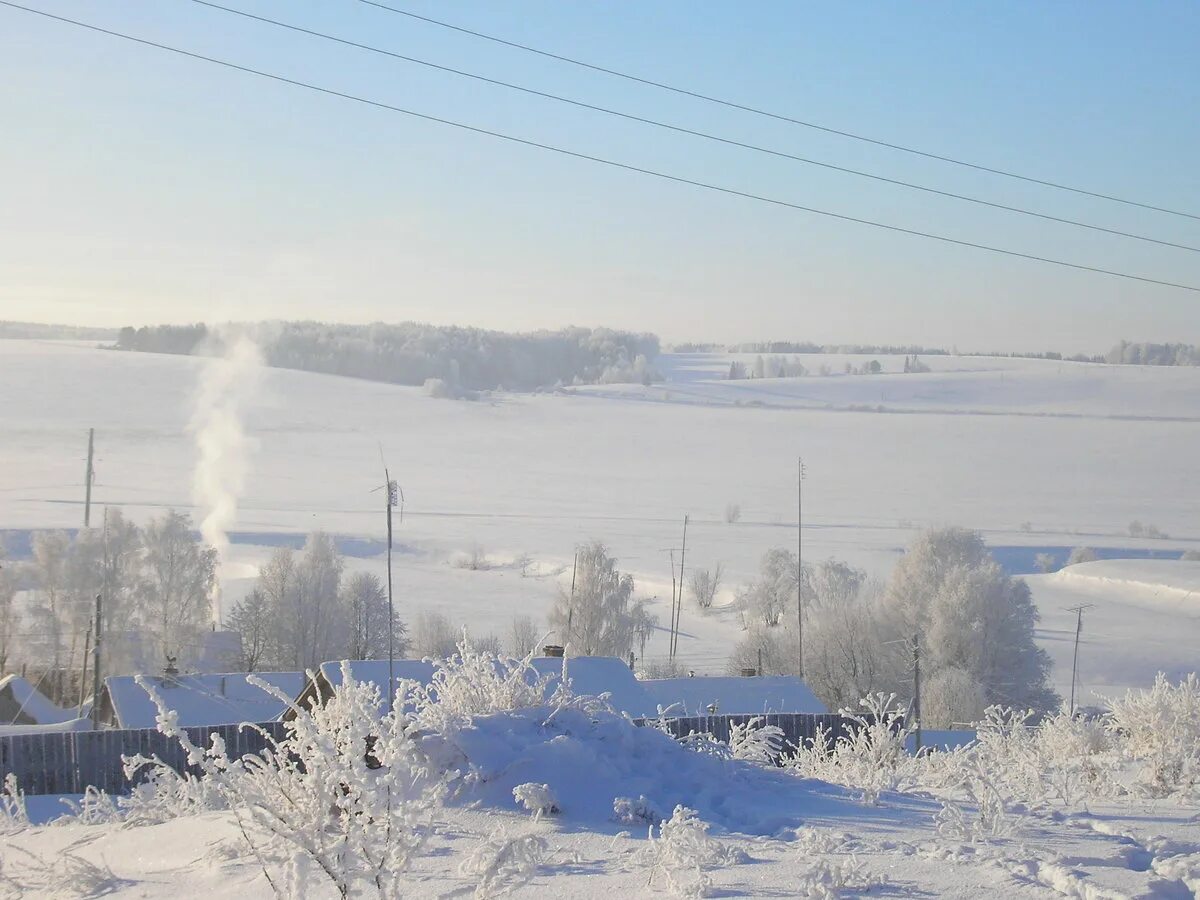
[[111, 321, 661, 392]]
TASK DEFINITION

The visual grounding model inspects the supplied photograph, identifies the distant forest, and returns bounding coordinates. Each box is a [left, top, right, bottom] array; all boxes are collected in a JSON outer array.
[[0, 320, 118, 340], [671, 339, 1200, 367], [112, 321, 661, 391]]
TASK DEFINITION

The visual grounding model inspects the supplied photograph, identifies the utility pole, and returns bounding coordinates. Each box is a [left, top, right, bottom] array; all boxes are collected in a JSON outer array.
[[84, 428, 95, 527], [566, 549, 578, 652], [667, 550, 677, 661], [675, 515, 689, 658], [912, 633, 922, 754], [1066, 604, 1094, 715], [90, 593, 102, 727], [384, 468, 398, 712], [797, 457, 806, 678], [91, 508, 108, 728]]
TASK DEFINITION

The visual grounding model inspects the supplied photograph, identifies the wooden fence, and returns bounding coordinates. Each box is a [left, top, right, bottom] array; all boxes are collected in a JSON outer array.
[[0, 721, 289, 795], [2, 714, 864, 796]]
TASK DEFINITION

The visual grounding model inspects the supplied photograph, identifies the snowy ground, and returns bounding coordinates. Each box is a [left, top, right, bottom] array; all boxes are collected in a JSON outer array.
[[6, 797, 1199, 899], [1, 339, 1197, 689]]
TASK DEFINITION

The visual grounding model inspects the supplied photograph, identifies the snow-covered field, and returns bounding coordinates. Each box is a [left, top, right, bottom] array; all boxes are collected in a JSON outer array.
[[1, 338, 1198, 700]]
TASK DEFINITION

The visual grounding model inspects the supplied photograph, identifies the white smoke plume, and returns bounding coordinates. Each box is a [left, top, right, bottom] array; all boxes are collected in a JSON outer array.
[[189, 330, 264, 626]]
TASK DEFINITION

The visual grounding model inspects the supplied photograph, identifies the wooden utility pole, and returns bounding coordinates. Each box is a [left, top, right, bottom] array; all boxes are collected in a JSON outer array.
[[384, 467, 398, 711], [797, 457, 806, 678], [77, 625, 92, 716], [84, 428, 95, 527], [90, 593, 102, 727], [566, 549, 578, 651], [667, 550, 677, 661], [674, 515, 689, 658], [1066, 604, 1094, 715], [912, 633, 922, 753]]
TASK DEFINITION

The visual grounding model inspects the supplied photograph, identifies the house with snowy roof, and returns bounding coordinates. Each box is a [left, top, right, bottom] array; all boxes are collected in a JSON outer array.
[[94, 671, 306, 729], [0, 674, 91, 734]]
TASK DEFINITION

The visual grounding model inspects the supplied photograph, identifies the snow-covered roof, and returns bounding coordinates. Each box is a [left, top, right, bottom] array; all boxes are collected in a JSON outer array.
[[100, 671, 306, 729], [639, 675, 827, 716], [0, 717, 93, 736], [0, 674, 81, 725]]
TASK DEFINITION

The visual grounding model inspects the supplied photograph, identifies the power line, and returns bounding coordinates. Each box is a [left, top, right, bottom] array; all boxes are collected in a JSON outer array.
[[4, 1, 1198, 293], [187, 0, 1200, 255], [353, 0, 1200, 223]]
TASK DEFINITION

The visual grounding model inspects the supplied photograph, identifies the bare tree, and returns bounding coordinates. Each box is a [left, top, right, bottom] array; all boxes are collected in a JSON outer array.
[[341, 571, 406, 660], [506, 615, 541, 657], [227, 588, 271, 672], [1035, 552, 1057, 573], [689, 564, 723, 610], [410, 610, 460, 660], [137, 510, 216, 669]]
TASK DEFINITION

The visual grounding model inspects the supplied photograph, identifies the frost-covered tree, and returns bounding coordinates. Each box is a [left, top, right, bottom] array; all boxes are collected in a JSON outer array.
[[341, 571, 407, 660], [629, 599, 658, 661], [1067, 546, 1098, 566], [410, 610, 460, 660], [736, 548, 797, 628], [1035, 552, 1057, 573], [881, 527, 1058, 721], [802, 560, 886, 709], [137, 510, 216, 669], [548, 541, 637, 656]]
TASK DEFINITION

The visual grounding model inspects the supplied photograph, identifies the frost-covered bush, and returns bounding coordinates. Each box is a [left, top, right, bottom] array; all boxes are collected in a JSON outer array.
[[788, 694, 914, 805], [1107, 673, 1200, 796], [129, 665, 443, 898], [512, 782, 559, 820], [636, 806, 744, 899], [0, 847, 127, 896], [458, 827, 548, 898], [414, 639, 559, 737], [728, 717, 785, 764], [613, 794, 663, 825], [0, 773, 29, 833], [794, 856, 885, 898], [922, 706, 1115, 810]]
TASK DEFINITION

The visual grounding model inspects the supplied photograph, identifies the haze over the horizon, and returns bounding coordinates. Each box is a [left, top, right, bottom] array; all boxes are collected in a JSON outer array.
[[2, 1, 1198, 353]]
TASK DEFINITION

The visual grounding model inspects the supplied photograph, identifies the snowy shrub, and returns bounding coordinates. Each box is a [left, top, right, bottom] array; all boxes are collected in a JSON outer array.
[[613, 794, 663, 825], [1106, 673, 1200, 796], [636, 805, 744, 898], [0, 847, 127, 896], [794, 856, 885, 898], [728, 717, 785, 764], [677, 729, 734, 760], [452, 544, 490, 570], [414, 639, 558, 737], [788, 693, 914, 805], [724, 503, 741, 524], [512, 782, 559, 820], [58, 786, 121, 827], [129, 665, 443, 898], [793, 826, 851, 855], [458, 827, 548, 898], [689, 564, 723, 610], [0, 773, 28, 833]]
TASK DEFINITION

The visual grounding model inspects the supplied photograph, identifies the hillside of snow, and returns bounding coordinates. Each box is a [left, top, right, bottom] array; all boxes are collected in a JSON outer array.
[[1, 338, 1197, 689]]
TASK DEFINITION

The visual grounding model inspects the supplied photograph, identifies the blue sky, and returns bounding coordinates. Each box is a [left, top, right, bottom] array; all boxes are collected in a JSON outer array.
[[1, 0, 1197, 351]]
